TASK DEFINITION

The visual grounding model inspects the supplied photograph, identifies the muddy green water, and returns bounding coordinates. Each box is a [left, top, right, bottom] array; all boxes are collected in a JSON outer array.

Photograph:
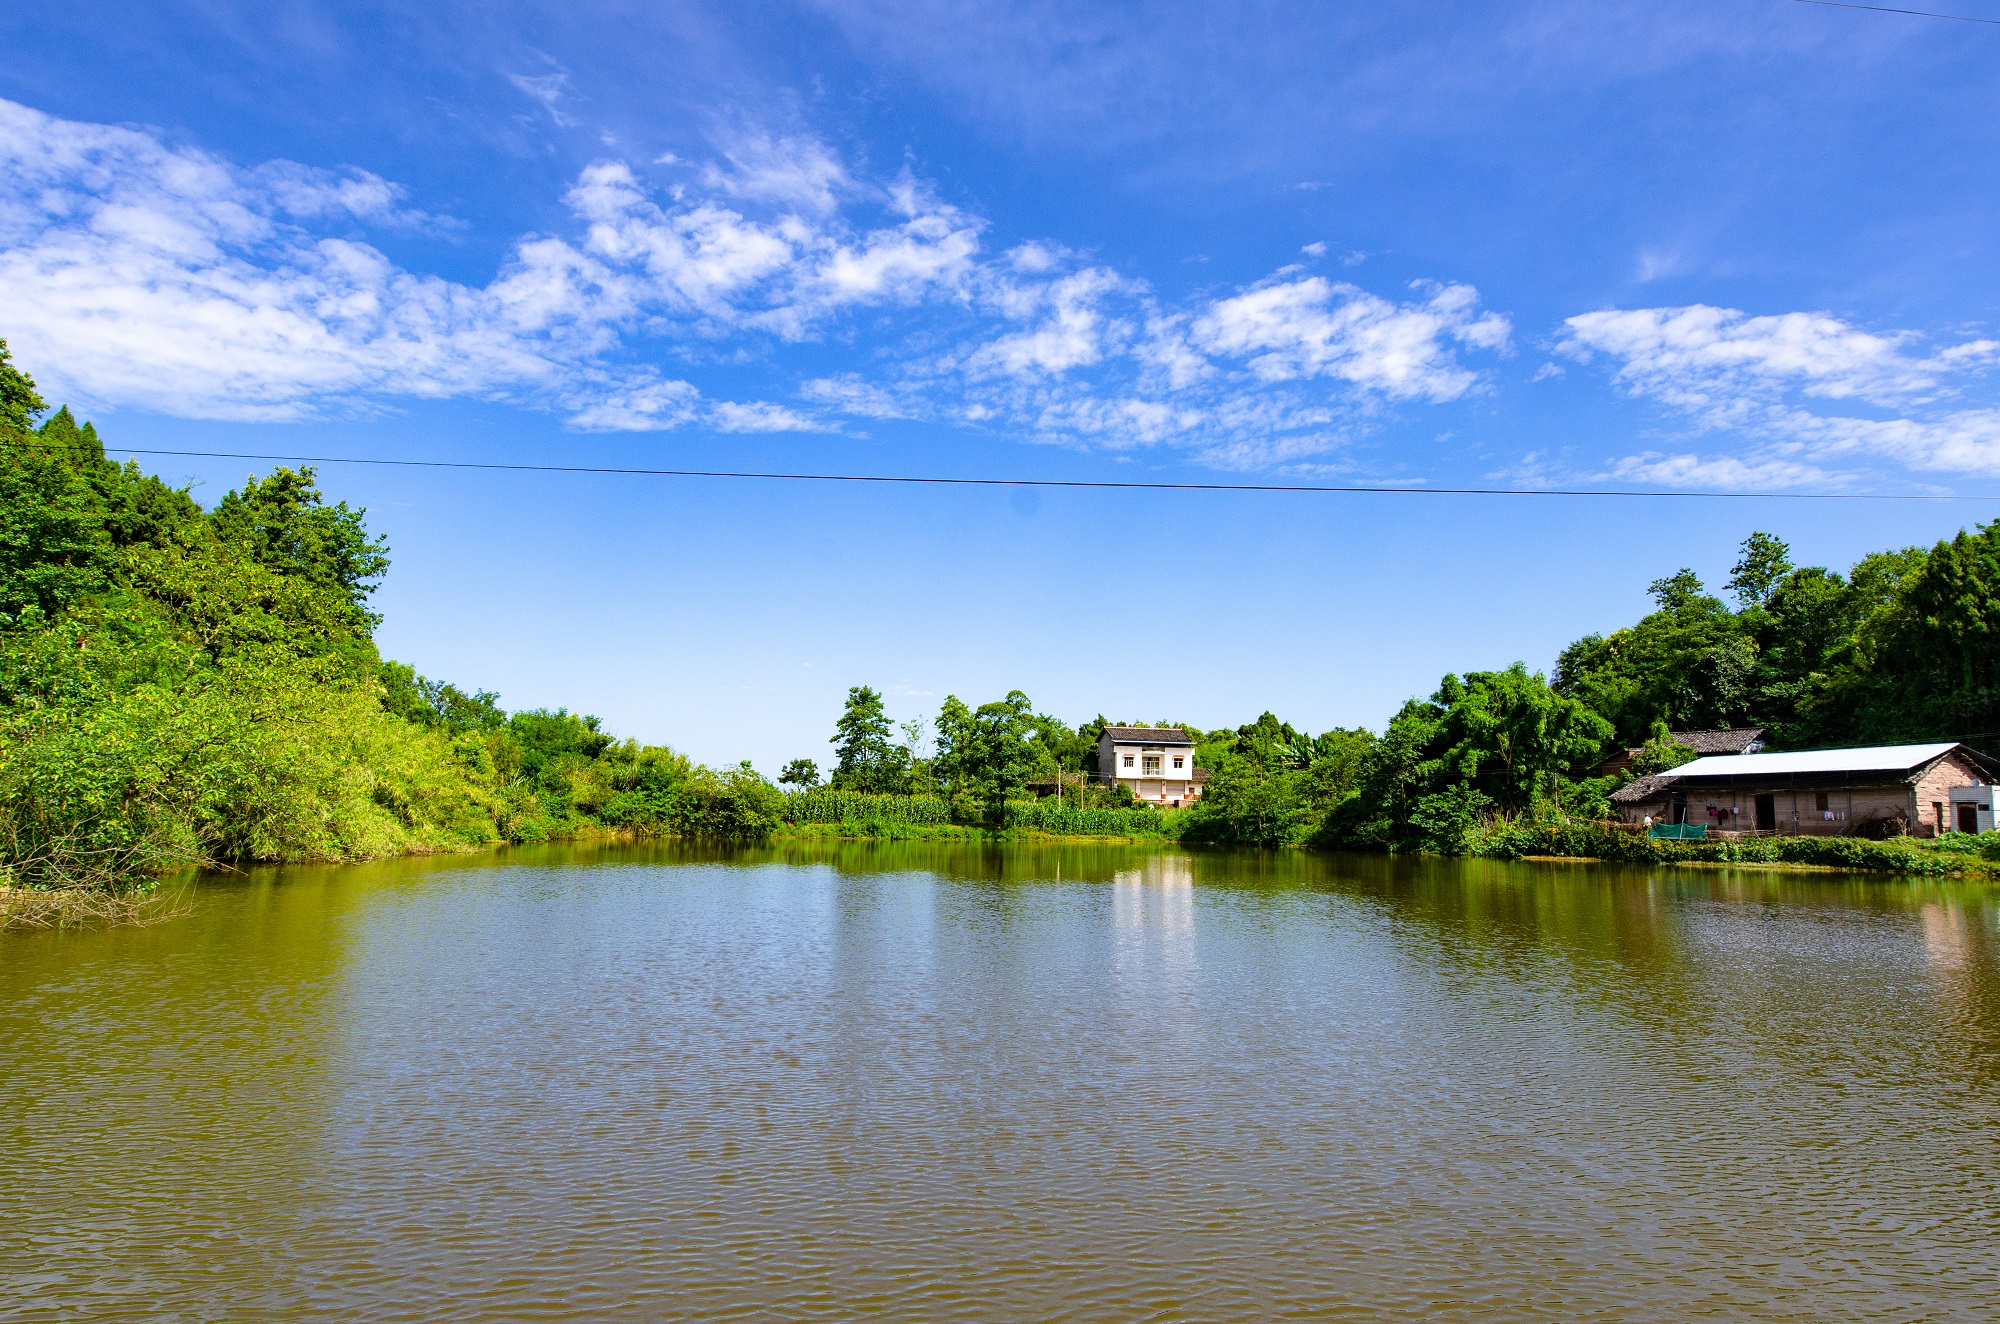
[[4, 843, 1999, 1321]]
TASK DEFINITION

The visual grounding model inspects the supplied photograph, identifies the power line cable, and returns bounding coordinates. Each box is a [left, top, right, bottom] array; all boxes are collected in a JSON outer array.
[[1788, 0, 2000, 26], [28, 442, 2000, 501]]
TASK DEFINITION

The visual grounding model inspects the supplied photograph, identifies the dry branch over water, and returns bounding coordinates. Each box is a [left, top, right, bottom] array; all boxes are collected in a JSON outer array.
[[0, 884, 192, 931]]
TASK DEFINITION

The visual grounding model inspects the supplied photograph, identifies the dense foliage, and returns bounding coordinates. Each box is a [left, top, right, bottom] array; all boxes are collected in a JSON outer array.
[[0, 344, 787, 889]]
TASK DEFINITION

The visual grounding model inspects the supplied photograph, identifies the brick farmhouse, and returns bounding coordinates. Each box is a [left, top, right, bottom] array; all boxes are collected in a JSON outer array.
[[1612, 742, 2000, 838]]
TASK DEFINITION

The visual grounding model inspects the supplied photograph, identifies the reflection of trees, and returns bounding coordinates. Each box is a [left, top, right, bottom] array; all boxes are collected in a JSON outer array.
[[1276, 851, 2000, 1098], [376, 837, 2000, 1091], [2, 855, 358, 1314], [1919, 897, 2000, 1075]]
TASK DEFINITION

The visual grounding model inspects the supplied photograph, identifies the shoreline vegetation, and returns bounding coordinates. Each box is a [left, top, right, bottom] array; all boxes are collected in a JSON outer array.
[[7, 338, 2000, 922]]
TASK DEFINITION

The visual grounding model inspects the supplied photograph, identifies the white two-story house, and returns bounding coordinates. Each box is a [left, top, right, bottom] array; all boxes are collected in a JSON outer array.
[[1097, 726, 1203, 807]]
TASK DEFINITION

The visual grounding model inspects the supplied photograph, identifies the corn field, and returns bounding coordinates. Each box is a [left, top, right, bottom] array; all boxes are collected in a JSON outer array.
[[783, 791, 954, 826], [1001, 801, 1173, 836]]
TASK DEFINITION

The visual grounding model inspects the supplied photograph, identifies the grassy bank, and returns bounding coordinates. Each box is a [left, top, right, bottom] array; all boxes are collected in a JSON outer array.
[[1457, 819, 2000, 878]]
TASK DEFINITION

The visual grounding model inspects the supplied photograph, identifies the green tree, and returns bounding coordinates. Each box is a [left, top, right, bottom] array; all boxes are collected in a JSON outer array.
[[830, 684, 907, 792], [0, 433, 115, 619], [1182, 760, 1302, 847], [1627, 720, 1698, 776], [1330, 664, 1611, 846], [1728, 531, 1794, 609], [1555, 568, 1754, 744], [379, 660, 506, 734], [963, 690, 1039, 824], [1832, 521, 2000, 743], [779, 758, 820, 790], [0, 339, 44, 432], [211, 467, 389, 628], [1431, 663, 1613, 815], [930, 689, 1043, 823], [1648, 567, 1712, 615], [932, 694, 977, 811]]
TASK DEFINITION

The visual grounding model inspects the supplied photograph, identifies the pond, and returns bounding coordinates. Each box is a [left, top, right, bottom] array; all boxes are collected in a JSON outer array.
[[4, 842, 1998, 1321]]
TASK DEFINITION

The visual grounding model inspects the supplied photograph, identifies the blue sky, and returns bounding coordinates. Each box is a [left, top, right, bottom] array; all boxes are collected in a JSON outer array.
[[5, 0, 2000, 769]]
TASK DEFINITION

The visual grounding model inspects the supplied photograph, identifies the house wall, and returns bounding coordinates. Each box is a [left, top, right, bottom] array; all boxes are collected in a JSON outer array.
[[1949, 784, 2000, 834], [1617, 795, 1668, 826], [1621, 786, 1908, 833], [1912, 750, 1990, 838], [1098, 736, 1200, 804]]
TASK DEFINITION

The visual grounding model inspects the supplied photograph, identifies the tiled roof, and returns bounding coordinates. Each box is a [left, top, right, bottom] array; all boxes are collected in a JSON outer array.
[[1611, 774, 1675, 804], [1101, 725, 1194, 744], [1670, 727, 1766, 755]]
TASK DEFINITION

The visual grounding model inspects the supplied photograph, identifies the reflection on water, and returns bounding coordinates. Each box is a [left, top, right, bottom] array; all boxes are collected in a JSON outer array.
[[4, 841, 2000, 1321]]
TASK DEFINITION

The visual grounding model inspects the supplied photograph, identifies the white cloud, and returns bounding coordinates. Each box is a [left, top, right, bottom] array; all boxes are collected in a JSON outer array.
[[1191, 277, 1510, 400], [1562, 302, 2000, 480], [786, 178, 980, 320], [700, 131, 849, 216], [1632, 248, 1692, 283], [569, 161, 801, 320], [0, 99, 622, 418], [567, 375, 829, 434], [1784, 408, 2000, 475], [1007, 241, 1063, 273], [506, 71, 575, 128], [965, 267, 1131, 377], [1134, 315, 1213, 391], [1194, 434, 1346, 472], [1560, 304, 1997, 411], [709, 400, 828, 433], [1607, 451, 1840, 492], [567, 374, 702, 432], [0, 97, 1511, 465], [1031, 393, 1205, 447], [800, 374, 920, 419]]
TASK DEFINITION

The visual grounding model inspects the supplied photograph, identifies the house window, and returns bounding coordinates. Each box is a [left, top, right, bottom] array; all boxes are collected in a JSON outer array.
[[1142, 755, 1162, 775], [1122, 754, 1134, 769], [1815, 791, 1829, 812], [1173, 756, 1184, 769]]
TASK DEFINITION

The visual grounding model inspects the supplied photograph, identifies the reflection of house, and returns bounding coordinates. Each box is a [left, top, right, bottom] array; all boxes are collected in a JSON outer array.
[[1593, 727, 1765, 778], [1612, 742, 2000, 837], [1097, 726, 1204, 807]]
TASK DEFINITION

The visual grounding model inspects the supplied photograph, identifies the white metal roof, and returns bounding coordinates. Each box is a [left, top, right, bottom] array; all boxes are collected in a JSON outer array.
[[1668, 743, 1959, 779]]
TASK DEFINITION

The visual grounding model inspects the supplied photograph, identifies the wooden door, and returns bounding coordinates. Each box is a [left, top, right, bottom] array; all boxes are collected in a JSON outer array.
[[1755, 794, 1777, 831], [1958, 803, 1980, 835]]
